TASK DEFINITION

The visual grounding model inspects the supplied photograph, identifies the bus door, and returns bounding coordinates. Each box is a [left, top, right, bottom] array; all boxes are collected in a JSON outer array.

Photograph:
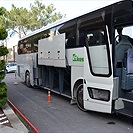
[[83, 28, 113, 113]]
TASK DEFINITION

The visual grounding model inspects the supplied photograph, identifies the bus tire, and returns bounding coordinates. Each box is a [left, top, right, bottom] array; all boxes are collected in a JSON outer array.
[[25, 72, 31, 88], [76, 84, 87, 112]]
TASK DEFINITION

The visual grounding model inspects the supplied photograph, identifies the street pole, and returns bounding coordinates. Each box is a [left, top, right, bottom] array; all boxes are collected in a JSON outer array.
[[13, 46, 15, 62]]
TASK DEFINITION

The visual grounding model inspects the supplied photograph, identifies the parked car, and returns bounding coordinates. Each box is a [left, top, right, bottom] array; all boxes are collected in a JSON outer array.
[[6, 63, 17, 73]]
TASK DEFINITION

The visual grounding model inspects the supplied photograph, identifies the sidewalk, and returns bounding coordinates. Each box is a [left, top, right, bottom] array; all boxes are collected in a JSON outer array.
[[0, 103, 29, 133]]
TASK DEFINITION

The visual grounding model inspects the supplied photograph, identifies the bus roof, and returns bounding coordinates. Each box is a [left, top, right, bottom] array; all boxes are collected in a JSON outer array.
[[19, 0, 126, 41]]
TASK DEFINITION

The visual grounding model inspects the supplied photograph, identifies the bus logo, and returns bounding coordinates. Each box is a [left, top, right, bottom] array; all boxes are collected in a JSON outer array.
[[73, 54, 84, 62]]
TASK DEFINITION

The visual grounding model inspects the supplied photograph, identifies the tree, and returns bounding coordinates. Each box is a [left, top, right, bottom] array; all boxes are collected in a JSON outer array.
[[0, 7, 8, 108], [2, 0, 65, 39], [4, 4, 42, 38], [30, 0, 64, 28], [0, 28, 8, 40], [0, 45, 9, 108]]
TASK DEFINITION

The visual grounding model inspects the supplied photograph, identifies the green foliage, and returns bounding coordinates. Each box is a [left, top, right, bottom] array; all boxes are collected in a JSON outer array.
[[0, 7, 6, 16], [2, 0, 65, 38], [0, 7, 8, 108], [0, 63, 8, 108], [0, 7, 8, 40], [30, 0, 64, 28], [0, 70, 7, 108], [0, 60, 6, 72], [0, 28, 8, 40], [0, 82, 8, 108], [0, 45, 9, 56], [0, 72, 5, 83], [0, 97, 8, 108], [0, 7, 6, 27], [0, 66, 8, 108], [0, 82, 8, 94]]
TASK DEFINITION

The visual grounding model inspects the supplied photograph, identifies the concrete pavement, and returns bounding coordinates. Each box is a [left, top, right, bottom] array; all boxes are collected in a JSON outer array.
[[0, 103, 29, 133]]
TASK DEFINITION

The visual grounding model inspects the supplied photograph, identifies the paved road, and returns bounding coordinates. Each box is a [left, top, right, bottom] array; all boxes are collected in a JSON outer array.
[[4, 73, 133, 133]]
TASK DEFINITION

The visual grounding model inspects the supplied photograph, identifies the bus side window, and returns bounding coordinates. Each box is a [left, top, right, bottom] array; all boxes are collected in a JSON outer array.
[[57, 22, 76, 48], [66, 37, 75, 48], [32, 45, 38, 52], [86, 31, 105, 47], [79, 33, 85, 47], [18, 47, 22, 54], [18, 43, 24, 54], [87, 34, 95, 46]]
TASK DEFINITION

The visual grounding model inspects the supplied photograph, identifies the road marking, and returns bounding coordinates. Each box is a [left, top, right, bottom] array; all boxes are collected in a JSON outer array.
[[0, 116, 7, 121], [0, 120, 9, 125], [0, 113, 4, 117]]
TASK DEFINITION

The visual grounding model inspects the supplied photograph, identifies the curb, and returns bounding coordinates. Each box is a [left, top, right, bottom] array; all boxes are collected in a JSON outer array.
[[8, 100, 40, 133], [2, 102, 29, 133]]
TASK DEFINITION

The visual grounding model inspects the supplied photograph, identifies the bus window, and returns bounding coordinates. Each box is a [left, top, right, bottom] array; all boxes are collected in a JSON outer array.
[[79, 32, 85, 47], [115, 25, 133, 76], [86, 30, 105, 46], [57, 21, 76, 48], [32, 44, 38, 53], [86, 29, 110, 76], [115, 26, 133, 45], [18, 43, 24, 54]]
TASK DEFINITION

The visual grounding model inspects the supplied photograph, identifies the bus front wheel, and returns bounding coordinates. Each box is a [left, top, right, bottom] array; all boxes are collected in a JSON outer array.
[[25, 72, 31, 88], [76, 84, 87, 111]]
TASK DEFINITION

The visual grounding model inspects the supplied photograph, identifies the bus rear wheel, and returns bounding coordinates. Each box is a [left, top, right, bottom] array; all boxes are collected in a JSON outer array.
[[25, 72, 31, 88], [76, 84, 87, 111]]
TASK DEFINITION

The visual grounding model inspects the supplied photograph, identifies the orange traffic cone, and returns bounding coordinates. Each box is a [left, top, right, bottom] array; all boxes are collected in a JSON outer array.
[[47, 91, 52, 102]]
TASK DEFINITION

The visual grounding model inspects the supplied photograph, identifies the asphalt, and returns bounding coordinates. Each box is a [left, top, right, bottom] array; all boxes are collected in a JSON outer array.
[[0, 103, 29, 133]]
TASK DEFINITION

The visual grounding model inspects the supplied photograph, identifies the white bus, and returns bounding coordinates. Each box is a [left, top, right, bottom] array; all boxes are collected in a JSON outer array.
[[17, 0, 133, 116]]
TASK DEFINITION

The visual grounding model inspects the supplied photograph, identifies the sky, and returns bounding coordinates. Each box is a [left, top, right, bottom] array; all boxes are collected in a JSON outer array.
[[0, 0, 120, 48]]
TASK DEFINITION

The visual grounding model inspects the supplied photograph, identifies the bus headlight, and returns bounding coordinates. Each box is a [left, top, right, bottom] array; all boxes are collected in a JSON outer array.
[[88, 88, 110, 101]]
